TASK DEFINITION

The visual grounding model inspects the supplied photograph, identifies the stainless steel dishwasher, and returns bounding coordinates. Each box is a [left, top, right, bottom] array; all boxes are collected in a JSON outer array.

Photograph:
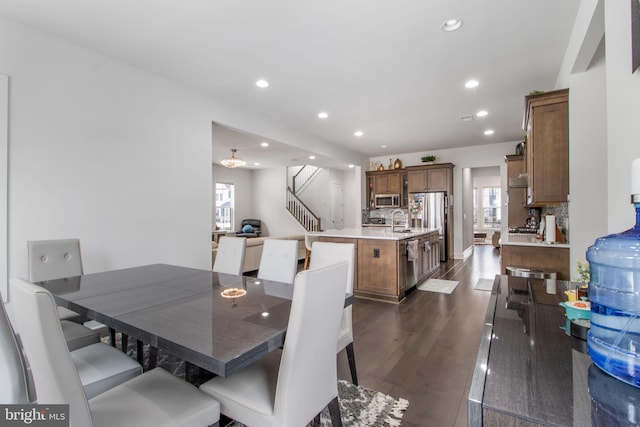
[[403, 239, 419, 289]]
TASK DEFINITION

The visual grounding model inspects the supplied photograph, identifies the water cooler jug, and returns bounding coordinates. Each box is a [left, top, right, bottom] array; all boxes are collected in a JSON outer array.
[[587, 158, 640, 387]]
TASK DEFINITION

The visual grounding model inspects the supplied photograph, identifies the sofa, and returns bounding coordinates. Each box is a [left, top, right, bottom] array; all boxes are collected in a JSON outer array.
[[211, 234, 306, 273]]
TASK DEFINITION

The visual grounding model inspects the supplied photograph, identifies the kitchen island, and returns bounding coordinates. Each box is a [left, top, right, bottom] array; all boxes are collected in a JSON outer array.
[[500, 233, 570, 280], [308, 227, 440, 303], [469, 275, 640, 426]]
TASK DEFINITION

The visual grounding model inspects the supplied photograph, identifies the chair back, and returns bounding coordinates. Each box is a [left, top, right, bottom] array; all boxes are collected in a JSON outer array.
[[309, 242, 356, 350], [273, 262, 348, 425], [28, 239, 83, 282], [0, 296, 31, 403], [257, 239, 299, 284], [9, 278, 93, 427], [304, 234, 319, 252], [213, 236, 247, 276]]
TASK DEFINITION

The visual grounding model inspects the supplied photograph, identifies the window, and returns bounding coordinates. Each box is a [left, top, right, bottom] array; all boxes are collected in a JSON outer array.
[[473, 186, 501, 229], [215, 182, 234, 231], [481, 187, 501, 228]]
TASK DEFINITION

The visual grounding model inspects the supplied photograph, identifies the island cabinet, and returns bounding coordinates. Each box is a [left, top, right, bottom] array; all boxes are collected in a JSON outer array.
[[315, 229, 440, 303], [406, 163, 453, 194], [357, 239, 401, 301], [524, 89, 569, 206]]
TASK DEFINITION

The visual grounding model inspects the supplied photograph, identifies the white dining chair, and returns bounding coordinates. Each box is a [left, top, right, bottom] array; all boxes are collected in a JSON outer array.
[[9, 277, 221, 427], [212, 236, 247, 276], [309, 242, 358, 385], [199, 262, 349, 427], [257, 238, 299, 284], [0, 296, 32, 404], [28, 239, 102, 350]]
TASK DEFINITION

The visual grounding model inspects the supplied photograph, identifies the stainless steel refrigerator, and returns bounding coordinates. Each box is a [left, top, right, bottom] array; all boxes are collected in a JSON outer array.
[[409, 192, 447, 261]]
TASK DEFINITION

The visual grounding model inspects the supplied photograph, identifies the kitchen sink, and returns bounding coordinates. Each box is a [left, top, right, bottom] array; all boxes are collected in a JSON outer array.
[[393, 229, 412, 233]]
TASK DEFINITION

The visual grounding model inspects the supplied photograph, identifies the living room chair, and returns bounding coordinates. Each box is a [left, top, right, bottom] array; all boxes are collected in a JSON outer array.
[[309, 242, 358, 385], [199, 262, 348, 427], [213, 236, 246, 276], [257, 239, 299, 284], [235, 219, 262, 238], [0, 294, 32, 404], [28, 239, 102, 351], [9, 277, 221, 427]]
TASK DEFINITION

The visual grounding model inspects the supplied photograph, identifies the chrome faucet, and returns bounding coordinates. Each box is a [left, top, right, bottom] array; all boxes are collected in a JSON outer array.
[[391, 209, 408, 232]]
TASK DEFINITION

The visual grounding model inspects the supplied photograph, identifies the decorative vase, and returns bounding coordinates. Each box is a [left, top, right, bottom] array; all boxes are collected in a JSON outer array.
[[394, 159, 402, 169], [377, 163, 384, 171]]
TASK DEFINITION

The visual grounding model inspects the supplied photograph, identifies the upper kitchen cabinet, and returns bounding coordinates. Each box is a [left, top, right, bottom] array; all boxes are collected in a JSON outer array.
[[505, 154, 529, 227], [373, 170, 402, 194], [407, 163, 454, 194], [524, 89, 569, 206]]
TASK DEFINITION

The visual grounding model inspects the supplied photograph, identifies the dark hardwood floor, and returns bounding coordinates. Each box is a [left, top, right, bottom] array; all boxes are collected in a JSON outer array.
[[336, 244, 500, 427]]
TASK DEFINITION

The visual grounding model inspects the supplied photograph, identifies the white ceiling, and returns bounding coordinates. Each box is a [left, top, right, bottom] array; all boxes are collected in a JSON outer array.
[[0, 0, 581, 169]]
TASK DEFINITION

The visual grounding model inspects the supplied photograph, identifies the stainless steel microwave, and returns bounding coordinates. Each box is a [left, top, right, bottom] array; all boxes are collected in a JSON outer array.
[[374, 194, 400, 208]]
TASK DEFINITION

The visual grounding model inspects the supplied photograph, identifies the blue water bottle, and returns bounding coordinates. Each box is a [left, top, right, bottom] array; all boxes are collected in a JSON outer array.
[[587, 158, 640, 387]]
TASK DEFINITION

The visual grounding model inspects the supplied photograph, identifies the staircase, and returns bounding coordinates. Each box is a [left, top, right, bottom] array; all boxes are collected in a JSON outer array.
[[287, 165, 322, 231]]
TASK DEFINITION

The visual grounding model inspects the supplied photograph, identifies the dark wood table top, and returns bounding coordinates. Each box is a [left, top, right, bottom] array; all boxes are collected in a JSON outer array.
[[39, 263, 353, 377]]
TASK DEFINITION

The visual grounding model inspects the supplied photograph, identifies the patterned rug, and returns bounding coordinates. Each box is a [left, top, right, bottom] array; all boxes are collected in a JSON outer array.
[[103, 335, 409, 426], [474, 278, 494, 291], [225, 380, 408, 427], [417, 278, 458, 294]]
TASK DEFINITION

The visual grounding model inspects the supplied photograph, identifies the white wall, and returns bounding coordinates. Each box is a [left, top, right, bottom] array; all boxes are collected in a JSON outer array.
[[604, 0, 640, 231], [370, 141, 516, 258], [252, 168, 307, 236], [0, 15, 361, 301]]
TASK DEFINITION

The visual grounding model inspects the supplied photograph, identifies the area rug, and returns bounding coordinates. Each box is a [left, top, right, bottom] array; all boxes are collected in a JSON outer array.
[[103, 335, 409, 426], [474, 278, 494, 291], [224, 380, 409, 427], [416, 278, 458, 294]]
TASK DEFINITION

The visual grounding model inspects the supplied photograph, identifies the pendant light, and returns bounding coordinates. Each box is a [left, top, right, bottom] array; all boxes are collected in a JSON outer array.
[[220, 148, 246, 168]]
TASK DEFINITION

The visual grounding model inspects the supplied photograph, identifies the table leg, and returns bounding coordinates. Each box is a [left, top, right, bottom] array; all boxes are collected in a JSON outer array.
[[149, 346, 158, 370], [121, 334, 129, 352], [109, 328, 116, 347], [136, 340, 144, 367]]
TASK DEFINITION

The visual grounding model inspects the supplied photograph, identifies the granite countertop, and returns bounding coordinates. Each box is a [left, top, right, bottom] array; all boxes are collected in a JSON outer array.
[[501, 233, 570, 248], [308, 227, 438, 240], [468, 275, 640, 426]]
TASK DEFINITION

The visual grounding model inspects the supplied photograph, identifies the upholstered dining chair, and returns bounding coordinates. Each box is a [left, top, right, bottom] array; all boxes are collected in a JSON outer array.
[[257, 239, 299, 284], [10, 278, 145, 399], [0, 295, 32, 404], [309, 242, 358, 385], [212, 236, 246, 276], [28, 239, 102, 351], [9, 278, 221, 427], [199, 262, 348, 427]]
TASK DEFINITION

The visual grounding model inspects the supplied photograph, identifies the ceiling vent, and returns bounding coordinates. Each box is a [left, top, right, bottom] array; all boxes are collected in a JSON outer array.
[[460, 114, 474, 122]]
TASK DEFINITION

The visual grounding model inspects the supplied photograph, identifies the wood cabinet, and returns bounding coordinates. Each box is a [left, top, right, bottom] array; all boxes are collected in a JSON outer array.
[[505, 154, 529, 228], [357, 239, 401, 302], [500, 244, 570, 280], [365, 170, 408, 208], [524, 89, 569, 206], [406, 163, 453, 193]]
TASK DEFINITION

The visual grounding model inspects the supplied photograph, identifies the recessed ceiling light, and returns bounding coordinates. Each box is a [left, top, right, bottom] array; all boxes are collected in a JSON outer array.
[[441, 19, 463, 32], [354, 130, 364, 137], [484, 129, 494, 135], [309, 155, 316, 160], [465, 79, 479, 89], [255, 79, 269, 88], [260, 141, 269, 147], [380, 145, 387, 149], [318, 112, 328, 119], [348, 164, 355, 168], [476, 110, 488, 118], [254, 162, 260, 166]]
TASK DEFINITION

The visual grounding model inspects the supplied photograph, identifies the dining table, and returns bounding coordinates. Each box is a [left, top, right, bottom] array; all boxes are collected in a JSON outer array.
[[37, 263, 354, 378]]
